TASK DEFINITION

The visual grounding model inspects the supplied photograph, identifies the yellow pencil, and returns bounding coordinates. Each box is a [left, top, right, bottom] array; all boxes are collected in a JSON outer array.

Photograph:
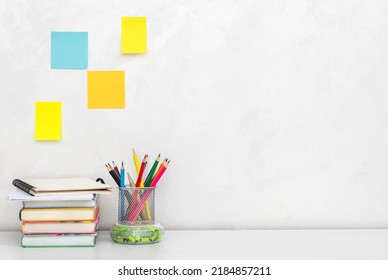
[[127, 172, 147, 220], [132, 148, 144, 187], [132, 148, 151, 220]]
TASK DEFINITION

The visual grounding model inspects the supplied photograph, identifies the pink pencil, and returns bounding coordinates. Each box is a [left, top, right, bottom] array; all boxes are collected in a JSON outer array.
[[129, 155, 148, 216], [128, 160, 169, 221]]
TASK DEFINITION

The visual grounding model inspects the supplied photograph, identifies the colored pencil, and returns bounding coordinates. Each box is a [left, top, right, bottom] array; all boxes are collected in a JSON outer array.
[[127, 172, 136, 187], [137, 154, 151, 220], [144, 154, 160, 188], [152, 158, 167, 182], [130, 154, 147, 216], [107, 163, 115, 176], [107, 163, 126, 219], [120, 161, 125, 187], [106, 163, 148, 220], [137, 158, 167, 220], [136, 154, 148, 187], [106, 164, 120, 186], [129, 160, 170, 221], [150, 159, 169, 187], [112, 161, 120, 179], [132, 148, 140, 174], [126, 171, 148, 220], [132, 148, 144, 187], [119, 162, 126, 219]]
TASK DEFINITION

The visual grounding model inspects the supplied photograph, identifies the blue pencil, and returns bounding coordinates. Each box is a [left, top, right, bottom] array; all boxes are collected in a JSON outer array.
[[119, 161, 125, 220], [120, 161, 125, 187]]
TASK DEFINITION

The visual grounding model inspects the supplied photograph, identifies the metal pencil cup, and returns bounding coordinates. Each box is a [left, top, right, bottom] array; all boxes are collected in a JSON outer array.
[[117, 187, 156, 223]]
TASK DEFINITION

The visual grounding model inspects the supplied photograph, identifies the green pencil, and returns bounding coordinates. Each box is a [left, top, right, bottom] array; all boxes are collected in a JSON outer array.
[[144, 153, 160, 187]]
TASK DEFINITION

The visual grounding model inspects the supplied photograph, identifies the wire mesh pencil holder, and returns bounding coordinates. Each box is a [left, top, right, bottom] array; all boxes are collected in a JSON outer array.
[[111, 186, 164, 244], [117, 187, 156, 222]]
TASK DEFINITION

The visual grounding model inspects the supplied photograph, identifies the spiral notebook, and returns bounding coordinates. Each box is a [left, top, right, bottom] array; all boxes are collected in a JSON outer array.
[[12, 177, 112, 196]]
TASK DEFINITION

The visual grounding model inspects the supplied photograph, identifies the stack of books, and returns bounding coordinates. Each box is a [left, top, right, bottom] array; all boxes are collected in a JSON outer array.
[[8, 178, 111, 247]]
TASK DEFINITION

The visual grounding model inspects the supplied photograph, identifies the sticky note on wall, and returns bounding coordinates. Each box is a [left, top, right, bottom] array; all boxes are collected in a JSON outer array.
[[87, 71, 125, 109], [51, 32, 88, 69], [35, 102, 62, 141], [121, 17, 147, 53]]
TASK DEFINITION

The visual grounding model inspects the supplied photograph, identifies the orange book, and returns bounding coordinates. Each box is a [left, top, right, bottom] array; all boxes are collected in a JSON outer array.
[[22, 210, 100, 234], [19, 207, 99, 222]]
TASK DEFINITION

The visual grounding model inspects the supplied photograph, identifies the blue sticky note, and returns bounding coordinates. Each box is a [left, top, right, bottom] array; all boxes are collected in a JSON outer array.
[[51, 32, 88, 69]]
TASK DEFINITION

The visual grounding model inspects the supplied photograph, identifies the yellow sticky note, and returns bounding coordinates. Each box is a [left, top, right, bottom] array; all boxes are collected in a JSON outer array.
[[35, 102, 62, 141], [88, 71, 125, 109], [121, 17, 147, 53]]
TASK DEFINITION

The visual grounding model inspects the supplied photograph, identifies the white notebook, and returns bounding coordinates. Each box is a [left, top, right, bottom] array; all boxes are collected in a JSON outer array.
[[12, 177, 112, 196], [8, 187, 95, 201]]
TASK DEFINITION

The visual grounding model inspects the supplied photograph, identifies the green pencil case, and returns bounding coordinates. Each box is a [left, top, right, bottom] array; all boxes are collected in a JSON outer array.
[[110, 221, 164, 245]]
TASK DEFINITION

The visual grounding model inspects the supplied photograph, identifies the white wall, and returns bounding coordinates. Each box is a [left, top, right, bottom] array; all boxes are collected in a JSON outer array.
[[1, 0, 388, 230]]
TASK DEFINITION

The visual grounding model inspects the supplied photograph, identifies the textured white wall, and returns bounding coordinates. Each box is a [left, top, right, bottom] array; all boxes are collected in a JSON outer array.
[[1, 0, 388, 230]]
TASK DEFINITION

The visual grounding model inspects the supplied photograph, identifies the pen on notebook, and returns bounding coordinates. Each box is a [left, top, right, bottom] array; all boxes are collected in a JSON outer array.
[[144, 153, 160, 188], [129, 159, 170, 221]]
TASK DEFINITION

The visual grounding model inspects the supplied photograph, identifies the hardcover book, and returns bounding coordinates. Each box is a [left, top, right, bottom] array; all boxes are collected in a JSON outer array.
[[22, 211, 100, 234], [22, 195, 98, 208], [9, 188, 98, 208], [19, 207, 99, 222], [21, 233, 97, 247]]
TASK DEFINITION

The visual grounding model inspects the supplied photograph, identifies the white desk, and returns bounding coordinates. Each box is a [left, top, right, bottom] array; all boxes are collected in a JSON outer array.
[[1, 230, 388, 260]]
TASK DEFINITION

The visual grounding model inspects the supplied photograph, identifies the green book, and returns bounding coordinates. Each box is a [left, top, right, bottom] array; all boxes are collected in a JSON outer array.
[[21, 233, 97, 248]]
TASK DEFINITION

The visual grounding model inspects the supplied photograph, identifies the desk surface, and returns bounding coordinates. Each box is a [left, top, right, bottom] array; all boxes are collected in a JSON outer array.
[[1, 229, 388, 260]]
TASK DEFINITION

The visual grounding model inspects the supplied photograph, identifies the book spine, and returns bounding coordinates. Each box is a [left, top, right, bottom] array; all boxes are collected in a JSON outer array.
[[92, 234, 97, 246], [21, 235, 25, 247], [12, 179, 34, 195]]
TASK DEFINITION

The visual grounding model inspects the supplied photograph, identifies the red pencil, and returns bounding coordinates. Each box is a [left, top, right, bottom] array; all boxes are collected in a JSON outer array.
[[135, 154, 148, 187], [151, 158, 167, 183], [129, 159, 170, 221], [130, 154, 148, 216], [150, 159, 169, 187]]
